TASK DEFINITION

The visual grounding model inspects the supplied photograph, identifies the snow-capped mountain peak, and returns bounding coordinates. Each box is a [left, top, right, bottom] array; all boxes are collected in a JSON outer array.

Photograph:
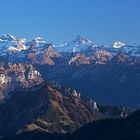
[[33, 37, 45, 43], [0, 35, 28, 56], [28, 37, 46, 48], [75, 36, 92, 44], [113, 41, 126, 48], [0, 34, 17, 41], [55, 36, 97, 53], [8, 39, 27, 51]]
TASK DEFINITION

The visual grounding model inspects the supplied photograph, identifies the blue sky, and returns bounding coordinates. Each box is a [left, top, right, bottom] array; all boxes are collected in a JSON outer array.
[[0, 0, 140, 45]]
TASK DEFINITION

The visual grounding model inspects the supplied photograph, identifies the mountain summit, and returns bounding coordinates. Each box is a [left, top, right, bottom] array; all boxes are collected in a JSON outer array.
[[112, 41, 126, 48], [55, 36, 96, 53]]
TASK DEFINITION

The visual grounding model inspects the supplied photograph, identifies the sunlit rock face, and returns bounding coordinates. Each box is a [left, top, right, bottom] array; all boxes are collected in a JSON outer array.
[[0, 63, 43, 101]]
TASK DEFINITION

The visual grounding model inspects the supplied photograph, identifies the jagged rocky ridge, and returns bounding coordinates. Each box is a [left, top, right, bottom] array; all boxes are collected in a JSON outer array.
[[0, 81, 129, 137], [0, 63, 43, 101]]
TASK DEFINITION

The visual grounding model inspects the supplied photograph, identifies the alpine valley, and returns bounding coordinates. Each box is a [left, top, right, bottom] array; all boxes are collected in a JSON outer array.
[[0, 34, 140, 140]]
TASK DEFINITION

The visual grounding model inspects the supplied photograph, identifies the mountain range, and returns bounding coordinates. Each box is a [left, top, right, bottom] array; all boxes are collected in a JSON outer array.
[[0, 34, 140, 108], [0, 34, 140, 139]]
